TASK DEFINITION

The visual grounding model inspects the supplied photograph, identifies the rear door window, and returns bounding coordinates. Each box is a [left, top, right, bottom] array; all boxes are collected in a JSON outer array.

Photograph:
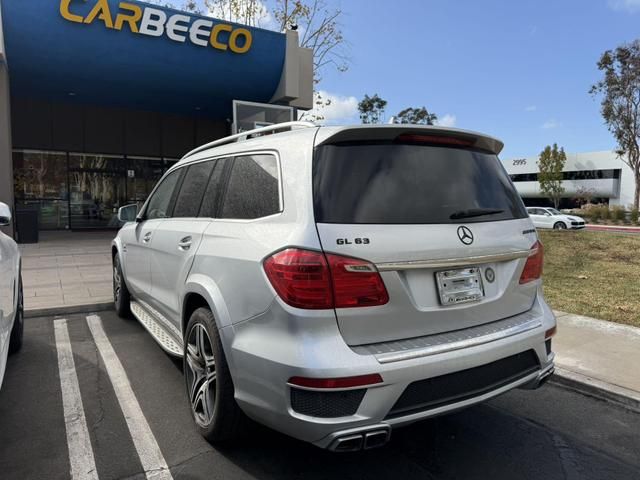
[[220, 155, 281, 220], [173, 161, 215, 218], [313, 143, 527, 224]]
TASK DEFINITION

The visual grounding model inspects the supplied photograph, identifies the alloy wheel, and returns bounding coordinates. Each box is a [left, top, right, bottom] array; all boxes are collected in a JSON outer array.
[[113, 261, 121, 302], [186, 324, 217, 427]]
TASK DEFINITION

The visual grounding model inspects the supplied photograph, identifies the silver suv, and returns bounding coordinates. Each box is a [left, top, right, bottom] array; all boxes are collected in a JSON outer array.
[[113, 122, 556, 452]]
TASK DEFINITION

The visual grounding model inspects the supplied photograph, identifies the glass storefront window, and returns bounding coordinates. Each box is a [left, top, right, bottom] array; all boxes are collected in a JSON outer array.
[[12, 150, 176, 230], [126, 157, 176, 207], [13, 150, 68, 200], [69, 154, 126, 229]]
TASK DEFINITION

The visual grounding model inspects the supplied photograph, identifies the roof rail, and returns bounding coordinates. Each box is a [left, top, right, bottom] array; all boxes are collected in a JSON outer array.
[[182, 121, 317, 160]]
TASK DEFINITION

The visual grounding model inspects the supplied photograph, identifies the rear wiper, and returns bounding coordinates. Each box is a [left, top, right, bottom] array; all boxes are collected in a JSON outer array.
[[449, 208, 505, 220]]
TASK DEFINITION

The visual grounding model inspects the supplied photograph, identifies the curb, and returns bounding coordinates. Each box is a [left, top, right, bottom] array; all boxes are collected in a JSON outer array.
[[25, 302, 114, 319], [550, 367, 640, 413], [586, 224, 640, 232]]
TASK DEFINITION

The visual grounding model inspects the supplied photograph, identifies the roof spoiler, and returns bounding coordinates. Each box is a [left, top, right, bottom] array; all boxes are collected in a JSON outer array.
[[314, 125, 504, 155]]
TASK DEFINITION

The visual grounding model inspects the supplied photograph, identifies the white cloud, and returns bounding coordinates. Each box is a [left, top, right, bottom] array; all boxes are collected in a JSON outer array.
[[525, 105, 537, 112], [608, 0, 640, 12], [541, 119, 561, 129], [299, 90, 359, 125], [436, 114, 457, 127]]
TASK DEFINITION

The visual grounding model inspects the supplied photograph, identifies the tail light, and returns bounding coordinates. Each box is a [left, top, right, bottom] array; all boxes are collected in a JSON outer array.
[[519, 240, 544, 284], [263, 248, 389, 309]]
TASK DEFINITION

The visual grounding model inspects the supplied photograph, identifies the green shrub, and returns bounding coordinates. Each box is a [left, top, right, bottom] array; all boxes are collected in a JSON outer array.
[[631, 209, 639, 225], [590, 207, 602, 223], [602, 206, 611, 221], [613, 206, 626, 223]]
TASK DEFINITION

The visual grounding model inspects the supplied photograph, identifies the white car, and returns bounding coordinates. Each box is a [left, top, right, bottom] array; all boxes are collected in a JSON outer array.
[[526, 207, 586, 230], [0, 202, 23, 389]]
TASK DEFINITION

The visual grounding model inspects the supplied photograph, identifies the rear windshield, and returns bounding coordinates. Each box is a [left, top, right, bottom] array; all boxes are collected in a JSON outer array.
[[313, 143, 527, 224]]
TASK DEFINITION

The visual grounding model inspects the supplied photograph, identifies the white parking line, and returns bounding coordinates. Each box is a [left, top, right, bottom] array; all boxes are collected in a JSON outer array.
[[54, 319, 99, 480], [86, 314, 174, 480]]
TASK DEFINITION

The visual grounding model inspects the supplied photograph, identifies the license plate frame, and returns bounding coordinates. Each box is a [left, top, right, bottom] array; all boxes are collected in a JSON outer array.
[[435, 267, 485, 306]]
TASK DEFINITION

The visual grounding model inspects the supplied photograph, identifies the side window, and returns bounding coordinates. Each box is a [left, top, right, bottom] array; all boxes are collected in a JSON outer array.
[[173, 161, 215, 218], [145, 169, 184, 220], [220, 155, 280, 220], [199, 159, 226, 218]]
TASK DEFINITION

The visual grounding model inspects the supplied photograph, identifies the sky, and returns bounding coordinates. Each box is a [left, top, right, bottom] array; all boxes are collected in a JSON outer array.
[[303, 0, 640, 158], [164, 0, 640, 159]]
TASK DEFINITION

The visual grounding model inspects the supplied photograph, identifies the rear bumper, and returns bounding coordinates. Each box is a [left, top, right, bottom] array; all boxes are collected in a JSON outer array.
[[224, 293, 556, 449]]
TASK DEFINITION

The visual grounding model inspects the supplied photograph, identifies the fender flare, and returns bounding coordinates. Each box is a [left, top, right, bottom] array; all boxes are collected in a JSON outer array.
[[183, 274, 233, 331]]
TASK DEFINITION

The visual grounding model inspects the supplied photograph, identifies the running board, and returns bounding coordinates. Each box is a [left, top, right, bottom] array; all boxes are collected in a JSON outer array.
[[130, 301, 183, 357]]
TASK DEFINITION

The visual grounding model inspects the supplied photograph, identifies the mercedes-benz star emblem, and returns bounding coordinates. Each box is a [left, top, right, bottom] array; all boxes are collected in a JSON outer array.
[[457, 226, 474, 245]]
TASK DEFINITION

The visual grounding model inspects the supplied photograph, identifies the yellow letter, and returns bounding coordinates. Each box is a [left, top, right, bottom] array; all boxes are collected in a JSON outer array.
[[229, 28, 252, 54], [114, 2, 142, 32], [60, 0, 84, 23], [210, 24, 232, 50], [84, 0, 114, 29]]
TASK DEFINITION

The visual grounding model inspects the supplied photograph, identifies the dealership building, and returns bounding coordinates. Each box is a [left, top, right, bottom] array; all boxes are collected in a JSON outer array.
[[0, 0, 312, 236], [503, 151, 636, 208]]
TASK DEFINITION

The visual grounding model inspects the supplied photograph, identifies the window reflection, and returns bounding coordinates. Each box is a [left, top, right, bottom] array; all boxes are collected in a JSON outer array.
[[12, 150, 175, 230]]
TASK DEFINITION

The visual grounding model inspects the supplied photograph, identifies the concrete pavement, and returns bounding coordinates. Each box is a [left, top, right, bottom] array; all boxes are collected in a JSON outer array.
[[20, 231, 113, 312], [552, 312, 640, 409]]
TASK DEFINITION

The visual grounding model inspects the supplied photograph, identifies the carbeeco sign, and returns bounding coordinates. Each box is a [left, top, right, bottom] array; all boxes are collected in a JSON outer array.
[[59, 0, 253, 54]]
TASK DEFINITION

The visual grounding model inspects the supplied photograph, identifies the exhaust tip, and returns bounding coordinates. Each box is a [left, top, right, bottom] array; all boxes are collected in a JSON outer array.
[[364, 429, 391, 450], [331, 434, 364, 452], [329, 427, 391, 452]]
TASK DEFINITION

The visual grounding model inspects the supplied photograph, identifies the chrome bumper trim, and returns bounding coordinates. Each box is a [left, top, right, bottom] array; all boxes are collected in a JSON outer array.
[[376, 249, 531, 271]]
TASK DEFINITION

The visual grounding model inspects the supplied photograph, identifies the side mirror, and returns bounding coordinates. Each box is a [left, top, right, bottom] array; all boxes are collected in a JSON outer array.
[[545, 212, 552, 217], [118, 204, 139, 223], [0, 202, 12, 226]]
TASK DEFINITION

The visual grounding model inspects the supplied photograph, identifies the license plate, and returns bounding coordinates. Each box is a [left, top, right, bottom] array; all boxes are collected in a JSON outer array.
[[435, 267, 485, 306]]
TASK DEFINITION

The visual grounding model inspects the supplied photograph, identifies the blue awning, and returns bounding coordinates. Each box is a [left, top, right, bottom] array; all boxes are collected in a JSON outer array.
[[1, 0, 287, 117]]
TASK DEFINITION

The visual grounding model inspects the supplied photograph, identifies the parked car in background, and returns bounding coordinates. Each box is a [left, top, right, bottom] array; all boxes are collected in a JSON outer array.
[[526, 207, 586, 230], [0, 202, 24, 390], [112, 123, 556, 452]]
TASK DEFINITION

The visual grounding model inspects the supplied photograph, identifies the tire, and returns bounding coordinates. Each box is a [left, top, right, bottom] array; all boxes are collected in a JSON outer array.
[[9, 274, 24, 355], [553, 222, 567, 230], [184, 307, 246, 444], [113, 254, 131, 318]]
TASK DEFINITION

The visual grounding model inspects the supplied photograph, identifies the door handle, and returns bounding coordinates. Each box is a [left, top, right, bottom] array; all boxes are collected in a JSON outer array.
[[178, 236, 192, 250], [143, 231, 152, 243]]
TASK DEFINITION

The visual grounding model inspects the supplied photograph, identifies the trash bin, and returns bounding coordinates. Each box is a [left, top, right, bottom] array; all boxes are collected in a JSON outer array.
[[16, 206, 39, 244]]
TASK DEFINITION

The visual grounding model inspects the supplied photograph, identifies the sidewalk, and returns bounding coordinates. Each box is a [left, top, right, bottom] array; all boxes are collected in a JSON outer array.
[[552, 311, 640, 408], [20, 231, 113, 313]]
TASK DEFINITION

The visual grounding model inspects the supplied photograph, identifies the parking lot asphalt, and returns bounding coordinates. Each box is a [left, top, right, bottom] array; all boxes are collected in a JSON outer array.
[[1, 311, 639, 480]]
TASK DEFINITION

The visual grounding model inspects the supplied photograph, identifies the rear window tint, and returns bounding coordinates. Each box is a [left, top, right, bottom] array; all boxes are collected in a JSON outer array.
[[313, 143, 527, 224]]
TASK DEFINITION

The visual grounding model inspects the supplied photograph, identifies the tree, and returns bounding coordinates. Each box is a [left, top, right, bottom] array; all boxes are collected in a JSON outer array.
[[358, 94, 387, 124], [274, 0, 348, 83], [590, 40, 640, 210], [149, 0, 347, 83], [393, 107, 437, 125], [537, 144, 566, 209]]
